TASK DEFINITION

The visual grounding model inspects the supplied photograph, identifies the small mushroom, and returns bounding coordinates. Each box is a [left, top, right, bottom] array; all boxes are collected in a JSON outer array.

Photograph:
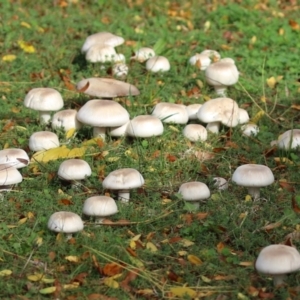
[[232, 164, 274, 200], [102, 168, 145, 203], [48, 211, 84, 240], [51, 109, 82, 132], [29, 131, 60, 152], [24, 88, 64, 124], [0, 164, 22, 191], [131, 47, 155, 63], [183, 124, 207, 142], [189, 49, 221, 71], [255, 244, 300, 286], [152, 102, 189, 124], [178, 181, 210, 209], [83, 195, 118, 223], [146, 56, 170, 72], [0, 148, 29, 169]]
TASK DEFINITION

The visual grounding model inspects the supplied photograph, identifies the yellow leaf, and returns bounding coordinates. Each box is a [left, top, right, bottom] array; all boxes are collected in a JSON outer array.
[[2, 55, 16, 62], [65, 128, 76, 139], [146, 242, 158, 252], [266, 76, 276, 89], [129, 240, 136, 250], [187, 254, 203, 265], [131, 234, 142, 241], [39, 286, 56, 294], [18, 40, 35, 53], [200, 275, 212, 283], [20, 21, 31, 28], [63, 282, 80, 290], [106, 157, 120, 162], [170, 286, 197, 298], [178, 250, 187, 256], [169, 125, 180, 133], [250, 110, 265, 124], [82, 138, 103, 146], [31, 145, 87, 163], [35, 237, 43, 247], [27, 274, 44, 281], [250, 36, 256, 44], [0, 269, 12, 277], [103, 277, 119, 289], [180, 238, 194, 247], [27, 212, 35, 219], [42, 277, 55, 283], [245, 195, 252, 202], [18, 217, 27, 225], [203, 21, 210, 32], [65, 255, 80, 263]]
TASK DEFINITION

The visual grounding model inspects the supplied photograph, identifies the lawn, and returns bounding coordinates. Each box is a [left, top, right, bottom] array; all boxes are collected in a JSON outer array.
[[1, 0, 300, 299]]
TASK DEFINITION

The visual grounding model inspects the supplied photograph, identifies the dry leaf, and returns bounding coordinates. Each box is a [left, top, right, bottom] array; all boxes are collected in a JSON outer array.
[[78, 81, 90, 92], [170, 286, 197, 298], [260, 221, 282, 231], [0, 269, 12, 277], [146, 242, 158, 252], [65, 256, 80, 263], [187, 254, 203, 265], [103, 277, 119, 289], [102, 263, 123, 276]]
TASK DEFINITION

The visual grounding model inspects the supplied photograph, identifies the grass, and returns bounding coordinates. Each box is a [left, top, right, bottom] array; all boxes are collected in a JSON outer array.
[[1, 0, 300, 299]]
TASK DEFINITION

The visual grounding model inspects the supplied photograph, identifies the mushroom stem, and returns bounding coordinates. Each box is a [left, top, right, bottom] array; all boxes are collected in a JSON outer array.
[[66, 233, 73, 241], [206, 122, 221, 133], [118, 190, 130, 203], [273, 274, 286, 286], [39, 111, 52, 124], [247, 187, 260, 200], [93, 127, 106, 140], [214, 86, 227, 96]]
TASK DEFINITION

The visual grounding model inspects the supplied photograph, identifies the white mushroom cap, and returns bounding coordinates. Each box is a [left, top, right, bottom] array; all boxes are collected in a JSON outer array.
[[81, 32, 124, 53], [196, 97, 239, 133], [126, 115, 164, 138], [77, 99, 130, 140], [0, 148, 29, 169], [131, 47, 155, 63], [255, 244, 300, 286], [213, 177, 228, 190], [183, 124, 207, 142], [85, 45, 125, 63], [58, 159, 92, 181], [232, 164, 274, 200], [112, 62, 129, 78], [178, 181, 210, 209], [51, 109, 82, 132], [205, 58, 239, 96], [241, 123, 259, 137], [24, 88, 64, 123], [102, 168, 145, 202], [186, 103, 202, 120], [152, 102, 189, 124], [275, 129, 300, 150], [76, 77, 140, 98], [48, 211, 84, 239], [29, 131, 60, 152], [108, 121, 130, 137], [146, 56, 170, 72], [83, 195, 118, 223], [189, 50, 220, 71], [0, 165, 22, 188], [238, 108, 250, 124]]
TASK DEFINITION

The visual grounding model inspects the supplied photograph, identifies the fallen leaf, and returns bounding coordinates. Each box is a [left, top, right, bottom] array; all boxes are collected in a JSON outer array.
[[2, 55, 16, 62], [170, 286, 197, 298], [146, 242, 158, 252], [77, 81, 90, 92], [0, 269, 12, 277], [187, 254, 203, 265], [103, 277, 119, 289], [39, 286, 56, 294], [260, 221, 282, 231], [65, 256, 80, 263], [289, 19, 300, 30], [102, 263, 123, 276], [292, 195, 300, 214]]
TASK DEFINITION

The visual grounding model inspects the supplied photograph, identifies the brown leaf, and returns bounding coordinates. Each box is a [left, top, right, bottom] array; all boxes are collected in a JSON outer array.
[[77, 81, 90, 92], [167, 270, 182, 282], [279, 181, 295, 193], [92, 255, 102, 274], [258, 291, 275, 299], [168, 237, 182, 244], [102, 263, 123, 277], [292, 195, 300, 214], [195, 212, 209, 220], [72, 272, 88, 285], [289, 19, 300, 30], [58, 199, 74, 206], [260, 221, 282, 231], [126, 247, 137, 257], [120, 269, 139, 292], [166, 154, 177, 162]]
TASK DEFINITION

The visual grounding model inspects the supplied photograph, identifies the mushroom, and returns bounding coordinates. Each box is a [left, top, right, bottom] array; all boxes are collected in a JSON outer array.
[[186, 104, 202, 121], [196, 97, 239, 133], [241, 123, 259, 137], [232, 164, 274, 200], [0, 148, 29, 169], [85, 45, 125, 64], [255, 244, 300, 286], [126, 115, 164, 138], [131, 47, 155, 63], [152, 102, 189, 124], [29, 131, 60, 152], [205, 58, 239, 96], [178, 181, 210, 209], [76, 77, 140, 99], [24, 88, 64, 124], [48, 211, 84, 240], [76, 99, 130, 140], [102, 168, 145, 203], [238, 108, 250, 125], [273, 129, 300, 150], [107, 121, 130, 137], [83, 195, 118, 223], [213, 177, 228, 190], [58, 159, 92, 186], [183, 124, 207, 142], [112, 62, 129, 78], [81, 32, 124, 53], [189, 49, 221, 71], [0, 165, 22, 191], [51, 109, 82, 132], [146, 56, 170, 72]]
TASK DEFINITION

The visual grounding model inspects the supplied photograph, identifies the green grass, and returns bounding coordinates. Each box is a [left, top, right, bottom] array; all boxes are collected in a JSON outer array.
[[1, 0, 300, 299]]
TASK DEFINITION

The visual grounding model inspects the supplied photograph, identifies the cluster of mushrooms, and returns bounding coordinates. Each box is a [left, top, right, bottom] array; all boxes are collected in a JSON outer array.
[[2, 31, 300, 287]]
